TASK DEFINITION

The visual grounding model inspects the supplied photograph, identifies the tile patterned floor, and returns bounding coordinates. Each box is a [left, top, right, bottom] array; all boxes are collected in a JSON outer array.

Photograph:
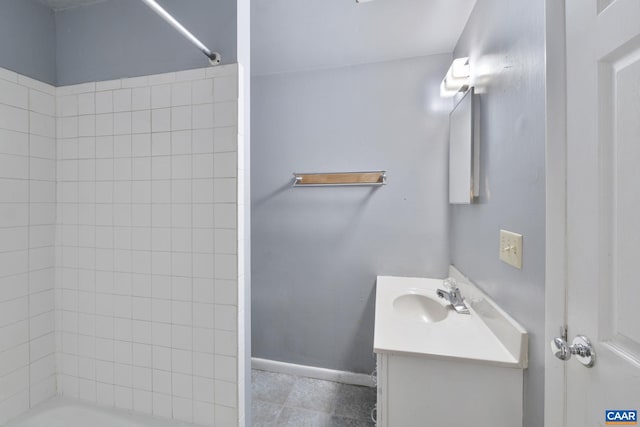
[[252, 369, 377, 427]]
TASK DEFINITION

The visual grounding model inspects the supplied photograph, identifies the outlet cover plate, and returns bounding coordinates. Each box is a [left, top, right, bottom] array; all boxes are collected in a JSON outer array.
[[499, 229, 523, 269]]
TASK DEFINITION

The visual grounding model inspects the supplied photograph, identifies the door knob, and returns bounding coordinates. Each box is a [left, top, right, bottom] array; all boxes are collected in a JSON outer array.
[[551, 336, 570, 361], [550, 334, 596, 367]]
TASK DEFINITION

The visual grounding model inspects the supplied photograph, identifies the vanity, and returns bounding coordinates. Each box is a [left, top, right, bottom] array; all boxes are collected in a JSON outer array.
[[374, 268, 527, 427]]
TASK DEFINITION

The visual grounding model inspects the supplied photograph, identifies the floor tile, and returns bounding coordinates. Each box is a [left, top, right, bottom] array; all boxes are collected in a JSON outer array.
[[252, 369, 297, 404], [252, 400, 283, 427], [276, 407, 331, 427], [333, 384, 376, 421], [327, 416, 375, 427], [251, 370, 378, 427], [285, 377, 341, 413]]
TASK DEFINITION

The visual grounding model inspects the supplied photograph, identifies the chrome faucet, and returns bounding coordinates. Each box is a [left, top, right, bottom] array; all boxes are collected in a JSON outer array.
[[436, 278, 470, 314]]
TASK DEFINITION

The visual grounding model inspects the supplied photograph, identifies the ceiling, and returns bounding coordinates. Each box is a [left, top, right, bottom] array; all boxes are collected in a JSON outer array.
[[39, 0, 106, 11], [252, 0, 477, 75]]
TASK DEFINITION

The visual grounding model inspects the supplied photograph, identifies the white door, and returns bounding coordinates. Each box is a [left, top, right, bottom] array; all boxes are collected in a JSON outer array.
[[561, 0, 640, 425]]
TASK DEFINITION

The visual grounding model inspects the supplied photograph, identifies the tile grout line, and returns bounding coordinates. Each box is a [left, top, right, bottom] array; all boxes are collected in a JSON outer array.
[[110, 90, 116, 408], [26, 83, 32, 410], [75, 88, 81, 401], [129, 88, 135, 414], [92, 88, 98, 405], [167, 85, 175, 422]]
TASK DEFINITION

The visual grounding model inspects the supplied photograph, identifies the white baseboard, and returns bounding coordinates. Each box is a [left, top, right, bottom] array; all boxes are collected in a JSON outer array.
[[251, 358, 375, 388]]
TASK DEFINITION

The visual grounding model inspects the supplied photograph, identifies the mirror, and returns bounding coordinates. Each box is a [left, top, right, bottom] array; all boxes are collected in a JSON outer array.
[[449, 88, 478, 204]]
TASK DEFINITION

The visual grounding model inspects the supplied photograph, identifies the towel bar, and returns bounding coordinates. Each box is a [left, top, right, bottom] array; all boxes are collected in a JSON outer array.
[[292, 171, 387, 187]]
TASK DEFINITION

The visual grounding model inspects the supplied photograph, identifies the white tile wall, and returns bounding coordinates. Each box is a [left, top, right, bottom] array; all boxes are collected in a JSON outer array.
[[0, 68, 57, 425], [54, 65, 240, 427]]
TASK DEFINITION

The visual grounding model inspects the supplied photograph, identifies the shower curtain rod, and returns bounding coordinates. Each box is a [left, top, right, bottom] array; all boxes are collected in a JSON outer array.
[[140, 0, 221, 65]]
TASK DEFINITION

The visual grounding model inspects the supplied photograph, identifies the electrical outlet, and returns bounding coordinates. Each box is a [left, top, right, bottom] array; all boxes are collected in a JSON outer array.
[[499, 229, 523, 269]]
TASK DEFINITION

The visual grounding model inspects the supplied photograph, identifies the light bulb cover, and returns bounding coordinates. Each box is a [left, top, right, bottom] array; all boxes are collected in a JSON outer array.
[[440, 57, 470, 97], [450, 57, 470, 79]]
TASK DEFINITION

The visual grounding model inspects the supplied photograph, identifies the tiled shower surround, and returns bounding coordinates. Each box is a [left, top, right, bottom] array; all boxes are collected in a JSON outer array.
[[0, 70, 57, 424], [0, 64, 244, 427]]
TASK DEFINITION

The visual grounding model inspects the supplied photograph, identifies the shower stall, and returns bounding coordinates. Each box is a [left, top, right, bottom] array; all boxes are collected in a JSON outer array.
[[0, 1, 250, 426]]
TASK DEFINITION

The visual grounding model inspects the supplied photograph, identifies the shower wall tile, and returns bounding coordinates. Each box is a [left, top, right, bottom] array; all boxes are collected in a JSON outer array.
[[54, 65, 240, 427], [0, 68, 57, 426]]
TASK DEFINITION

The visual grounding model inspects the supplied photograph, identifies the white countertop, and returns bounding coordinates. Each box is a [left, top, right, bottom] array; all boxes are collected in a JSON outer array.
[[374, 275, 527, 368]]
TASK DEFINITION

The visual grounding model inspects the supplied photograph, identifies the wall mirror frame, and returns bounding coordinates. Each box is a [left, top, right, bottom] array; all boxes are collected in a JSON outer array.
[[449, 87, 479, 204]]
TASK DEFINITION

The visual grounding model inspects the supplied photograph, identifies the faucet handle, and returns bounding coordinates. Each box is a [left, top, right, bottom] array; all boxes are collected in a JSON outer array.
[[443, 277, 457, 291]]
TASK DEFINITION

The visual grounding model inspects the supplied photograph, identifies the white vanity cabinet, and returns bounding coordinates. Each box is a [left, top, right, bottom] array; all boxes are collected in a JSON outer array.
[[375, 352, 523, 427], [374, 270, 528, 427]]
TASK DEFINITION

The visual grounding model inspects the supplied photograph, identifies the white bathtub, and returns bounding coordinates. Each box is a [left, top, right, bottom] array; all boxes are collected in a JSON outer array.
[[5, 398, 193, 427]]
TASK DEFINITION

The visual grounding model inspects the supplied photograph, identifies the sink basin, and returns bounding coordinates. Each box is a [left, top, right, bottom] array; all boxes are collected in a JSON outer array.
[[392, 293, 448, 323]]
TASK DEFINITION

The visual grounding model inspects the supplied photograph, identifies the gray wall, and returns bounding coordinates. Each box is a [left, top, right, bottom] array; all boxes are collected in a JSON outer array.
[[450, 1, 546, 426], [55, 0, 237, 85], [251, 55, 451, 373], [0, 0, 56, 85]]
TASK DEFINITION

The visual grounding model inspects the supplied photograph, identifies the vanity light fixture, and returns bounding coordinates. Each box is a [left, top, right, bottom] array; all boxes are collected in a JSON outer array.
[[440, 57, 470, 97]]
